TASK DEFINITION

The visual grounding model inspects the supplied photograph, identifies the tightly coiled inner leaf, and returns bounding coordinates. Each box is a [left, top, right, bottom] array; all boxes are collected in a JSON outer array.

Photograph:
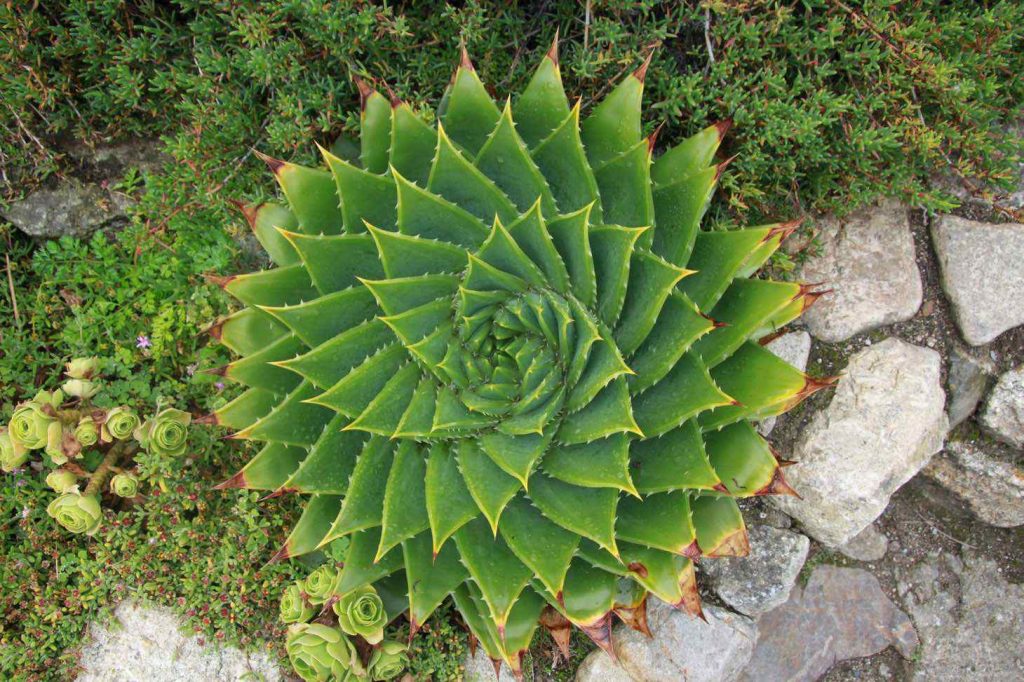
[[207, 41, 827, 675]]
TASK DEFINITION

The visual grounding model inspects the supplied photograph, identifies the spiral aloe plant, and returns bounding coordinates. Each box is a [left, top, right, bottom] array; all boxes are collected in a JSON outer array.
[[205, 39, 830, 676]]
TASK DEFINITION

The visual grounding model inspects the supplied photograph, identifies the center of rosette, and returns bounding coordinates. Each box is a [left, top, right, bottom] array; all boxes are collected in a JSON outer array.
[[447, 287, 575, 434]]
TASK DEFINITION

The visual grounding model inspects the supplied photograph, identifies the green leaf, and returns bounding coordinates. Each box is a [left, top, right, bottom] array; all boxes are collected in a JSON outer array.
[[651, 165, 719, 266], [278, 319, 393, 390], [532, 104, 601, 218], [239, 201, 299, 266], [455, 517, 533, 630], [691, 494, 749, 557], [441, 61, 501, 156], [338, 527, 403, 594], [361, 274, 460, 316], [632, 354, 732, 438], [558, 378, 641, 444], [704, 421, 779, 496], [506, 202, 571, 294], [693, 278, 799, 367], [513, 46, 569, 148], [499, 496, 578, 598], [309, 345, 407, 417], [457, 440, 521, 533], [475, 104, 557, 214], [542, 433, 637, 495], [217, 441, 306, 491], [322, 147, 397, 233], [627, 291, 714, 393], [376, 440, 429, 560], [322, 437, 395, 541], [528, 474, 619, 557], [280, 232, 384, 294], [213, 388, 280, 431], [425, 442, 479, 554], [214, 308, 287, 356], [345, 362, 420, 436], [235, 380, 333, 446], [224, 332, 304, 393], [475, 217, 548, 287], [558, 559, 616, 626], [260, 286, 378, 347], [282, 494, 342, 560], [581, 69, 643, 167], [281, 413, 363, 495], [223, 264, 317, 307], [394, 169, 489, 247], [428, 126, 517, 224], [359, 84, 392, 174], [617, 491, 696, 555], [594, 139, 654, 233], [651, 121, 726, 185], [403, 532, 468, 629], [265, 159, 343, 235], [590, 225, 646, 327], [629, 421, 722, 494], [614, 250, 691, 356], [366, 223, 468, 278], [547, 204, 597, 307], [390, 103, 437, 185], [678, 228, 771, 310], [479, 431, 551, 489]]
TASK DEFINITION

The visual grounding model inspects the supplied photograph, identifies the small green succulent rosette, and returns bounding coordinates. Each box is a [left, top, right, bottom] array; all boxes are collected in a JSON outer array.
[[65, 357, 100, 380], [62, 378, 100, 400], [334, 585, 387, 644], [280, 580, 316, 624], [367, 640, 409, 681], [134, 408, 190, 456], [75, 416, 99, 447], [285, 623, 364, 682], [110, 472, 140, 498], [0, 428, 29, 472], [9, 398, 59, 450], [47, 490, 102, 535], [45, 469, 79, 493], [101, 406, 140, 443], [303, 564, 341, 606]]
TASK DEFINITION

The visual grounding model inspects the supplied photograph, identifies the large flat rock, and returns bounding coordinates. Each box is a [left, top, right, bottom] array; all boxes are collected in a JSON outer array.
[[773, 338, 948, 546], [739, 565, 918, 682], [798, 201, 922, 343], [700, 525, 810, 618], [576, 603, 757, 682], [931, 215, 1024, 345], [899, 554, 1024, 680], [76, 601, 282, 681]]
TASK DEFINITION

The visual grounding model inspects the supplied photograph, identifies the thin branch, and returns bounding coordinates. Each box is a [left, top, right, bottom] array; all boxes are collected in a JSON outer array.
[[704, 8, 715, 72], [5, 252, 18, 324]]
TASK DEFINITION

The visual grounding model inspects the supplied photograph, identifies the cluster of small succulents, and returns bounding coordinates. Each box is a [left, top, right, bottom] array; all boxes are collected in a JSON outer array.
[[0, 357, 191, 535], [279, 566, 409, 681]]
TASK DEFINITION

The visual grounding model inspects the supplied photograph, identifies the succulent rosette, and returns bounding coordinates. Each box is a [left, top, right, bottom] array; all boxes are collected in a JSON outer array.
[[334, 584, 387, 644], [75, 416, 99, 447], [1, 428, 29, 472], [134, 408, 190, 456], [65, 357, 101, 379], [9, 396, 60, 451], [110, 472, 140, 498], [101, 406, 140, 443], [47, 490, 103, 535], [204, 41, 831, 675], [285, 623, 364, 682], [46, 469, 79, 493], [367, 640, 409, 681], [280, 580, 316, 624], [62, 378, 100, 400], [303, 564, 341, 606]]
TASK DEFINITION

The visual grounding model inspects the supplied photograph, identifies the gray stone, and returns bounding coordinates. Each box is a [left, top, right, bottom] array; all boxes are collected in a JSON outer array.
[[3, 178, 133, 239], [700, 526, 810, 618], [64, 137, 169, 176], [931, 216, 1024, 346], [757, 331, 813, 436], [900, 554, 1024, 680], [946, 347, 993, 428], [576, 603, 757, 682], [924, 441, 1024, 527], [798, 201, 922, 343], [464, 648, 519, 682], [837, 523, 889, 562], [979, 366, 1024, 447], [739, 565, 919, 682], [773, 338, 948, 546], [76, 600, 282, 681]]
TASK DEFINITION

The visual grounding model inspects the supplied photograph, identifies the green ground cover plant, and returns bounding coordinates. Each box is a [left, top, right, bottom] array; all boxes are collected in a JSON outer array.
[[1, 2, 1022, 680]]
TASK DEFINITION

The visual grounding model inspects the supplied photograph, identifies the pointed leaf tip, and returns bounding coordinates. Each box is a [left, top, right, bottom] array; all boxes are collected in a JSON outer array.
[[193, 412, 220, 426], [267, 544, 291, 564], [756, 468, 802, 499], [460, 45, 475, 72], [580, 612, 617, 661], [714, 117, 734, 140], [254, 150, 286, 175], [714, 154, 739, 182], [681, 539, 702, 560], [352, 74, 374, 110], [633, 50, 655, 83], [647, 122, 666, 154], [765, 218, 803, 243], [546, 29, 560, 65], [204, 273, 236, 289], [227, 198, 260, 228], [212, 470, 245, 489]]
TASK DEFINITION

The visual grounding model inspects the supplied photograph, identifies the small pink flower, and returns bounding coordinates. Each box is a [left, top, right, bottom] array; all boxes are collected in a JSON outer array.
[[214, 381, 225, 391], [136, 335, 152, 349]]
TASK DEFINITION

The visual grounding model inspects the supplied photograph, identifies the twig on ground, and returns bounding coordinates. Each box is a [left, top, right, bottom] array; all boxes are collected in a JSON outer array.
[[704, 8, 715, 72], [5, 252, 19, 325]]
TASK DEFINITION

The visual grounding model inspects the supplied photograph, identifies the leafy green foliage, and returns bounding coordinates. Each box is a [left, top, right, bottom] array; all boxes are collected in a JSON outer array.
[[2, 1, 1022, 219]]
